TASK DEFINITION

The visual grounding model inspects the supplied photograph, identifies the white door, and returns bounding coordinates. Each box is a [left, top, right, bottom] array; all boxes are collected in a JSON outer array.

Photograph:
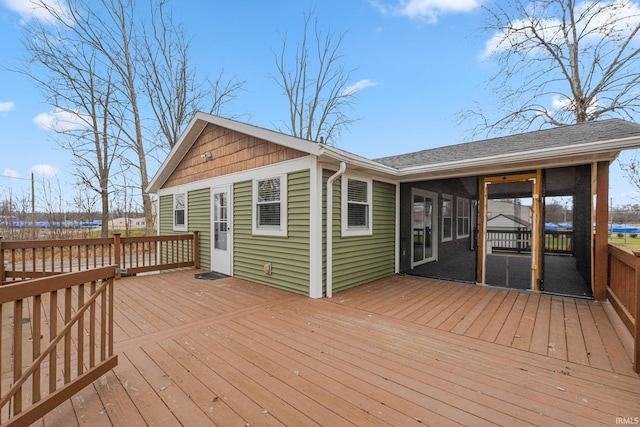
[[211, 186, 232, 275], [411, 189, 438, 268]]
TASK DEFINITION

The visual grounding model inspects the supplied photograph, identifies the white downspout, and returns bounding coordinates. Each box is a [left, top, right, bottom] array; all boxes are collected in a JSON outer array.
[[326, 162, 346, 298]]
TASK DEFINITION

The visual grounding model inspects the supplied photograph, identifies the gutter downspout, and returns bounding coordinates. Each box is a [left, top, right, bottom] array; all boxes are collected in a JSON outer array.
[[326, 162, 346, 298]]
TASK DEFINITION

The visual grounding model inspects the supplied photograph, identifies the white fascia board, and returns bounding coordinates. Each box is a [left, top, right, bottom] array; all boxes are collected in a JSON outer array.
[[395, 136, 640, 178], [193, 112, 323, 155], [147, 116, 208, 194], [147, 112, 324, 194], [320, 145, 398, 177]]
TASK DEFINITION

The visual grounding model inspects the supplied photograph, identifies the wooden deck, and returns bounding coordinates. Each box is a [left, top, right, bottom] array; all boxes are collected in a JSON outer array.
[[32, 271, 640, 426]]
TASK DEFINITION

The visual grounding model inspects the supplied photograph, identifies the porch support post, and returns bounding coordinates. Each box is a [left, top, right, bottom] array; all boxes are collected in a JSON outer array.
[[532, 170, 543, 292], [476, 178, 487, 285], [594, 161, 609, 302]]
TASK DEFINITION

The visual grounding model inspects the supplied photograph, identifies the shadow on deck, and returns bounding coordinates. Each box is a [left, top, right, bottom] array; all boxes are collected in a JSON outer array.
[[35, 270, 640, 426]]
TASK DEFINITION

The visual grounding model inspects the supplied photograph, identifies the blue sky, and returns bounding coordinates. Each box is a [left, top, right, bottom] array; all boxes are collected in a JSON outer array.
[[0, 0, 638, 208]]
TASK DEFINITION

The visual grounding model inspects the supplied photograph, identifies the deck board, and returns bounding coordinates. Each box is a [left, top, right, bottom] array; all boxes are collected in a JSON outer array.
[[9, 270, 638, 426]]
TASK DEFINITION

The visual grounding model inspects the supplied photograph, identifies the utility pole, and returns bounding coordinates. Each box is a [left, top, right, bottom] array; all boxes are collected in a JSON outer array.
[[31, 172, 35, 240]]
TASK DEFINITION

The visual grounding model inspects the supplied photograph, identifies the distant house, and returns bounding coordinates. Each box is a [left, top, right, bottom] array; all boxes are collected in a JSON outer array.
[[109, 217, 147, 230], [147, 113, 640, 300], [486, 213, 531, 230], [487, 200, 532, 224]]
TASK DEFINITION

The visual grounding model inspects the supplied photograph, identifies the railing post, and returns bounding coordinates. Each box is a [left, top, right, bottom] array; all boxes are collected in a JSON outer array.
[[633, 250, 640, 373], [192, 231, 200, 269], [113, 233, 121, 279], [0, 236, 4, 284]]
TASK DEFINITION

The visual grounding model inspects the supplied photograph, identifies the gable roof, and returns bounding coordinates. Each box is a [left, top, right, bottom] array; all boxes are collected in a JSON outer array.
[[147, 112, 328, 193], [148, 115, 640, 192]]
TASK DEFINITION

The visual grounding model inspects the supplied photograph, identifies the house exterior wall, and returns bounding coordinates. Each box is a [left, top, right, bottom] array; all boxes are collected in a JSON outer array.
[[159, 188, 211, 270], [324, 170, 396, 293], [164, 123, 308, 188], [233, 169, 311, 294], [399, 178, 476, 273]]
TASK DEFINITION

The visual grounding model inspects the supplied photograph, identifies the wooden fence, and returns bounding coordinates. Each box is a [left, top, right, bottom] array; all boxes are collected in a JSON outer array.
[[486, 229, 573, 254], [0, 232, 199, 284], [0, 266, 117, 425], [607, 244, 640, 373]]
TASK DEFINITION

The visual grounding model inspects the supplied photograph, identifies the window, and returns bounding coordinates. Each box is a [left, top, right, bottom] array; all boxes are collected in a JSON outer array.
[[457, 197, 470, 238], [442, 194, 453, 241], [252, 175, 287, 236], [173, 193, 187, 230], [342, 176, 372, 236]]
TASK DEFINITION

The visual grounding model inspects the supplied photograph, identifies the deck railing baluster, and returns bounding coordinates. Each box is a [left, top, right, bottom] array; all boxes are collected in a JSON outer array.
[[49, 290, 57, 393], [64, 287, 72, 384], [13, 299, 23, 415], [32, 295, 41, 403]]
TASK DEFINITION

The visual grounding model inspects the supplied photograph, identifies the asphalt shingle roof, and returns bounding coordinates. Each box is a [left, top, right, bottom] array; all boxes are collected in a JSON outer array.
[[373, 119, 640, 169]]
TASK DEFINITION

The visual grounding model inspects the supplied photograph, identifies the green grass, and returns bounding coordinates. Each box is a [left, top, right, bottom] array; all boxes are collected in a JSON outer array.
[[608, 234, 640, 251]]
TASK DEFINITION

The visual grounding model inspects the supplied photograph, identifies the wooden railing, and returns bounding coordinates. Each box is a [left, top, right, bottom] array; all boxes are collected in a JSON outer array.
[[486, 229, 573, 254], [607, 244, 640, 373], [0, 232, 199, 284], [0, 266, 118, 425]]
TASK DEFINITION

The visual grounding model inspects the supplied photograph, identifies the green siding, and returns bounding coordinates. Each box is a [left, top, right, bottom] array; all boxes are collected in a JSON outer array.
[[188, 188, 211, 270], [158, 190, 211, 270], [324, 170, 396, 293], [159, 195, 173, 235], [233, 170, 311, 294]]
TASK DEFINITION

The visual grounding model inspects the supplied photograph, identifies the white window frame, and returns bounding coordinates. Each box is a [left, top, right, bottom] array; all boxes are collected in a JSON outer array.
[[341, 175, 373, 237], [457, 197, 470, 238], [173, 192, 187, 231], [252, 174, 288, 237], [441, 194, 453, 242]]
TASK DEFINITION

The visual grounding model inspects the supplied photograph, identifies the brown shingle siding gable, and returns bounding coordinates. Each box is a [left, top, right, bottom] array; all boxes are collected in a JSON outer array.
[[162, 123, 308, 189]]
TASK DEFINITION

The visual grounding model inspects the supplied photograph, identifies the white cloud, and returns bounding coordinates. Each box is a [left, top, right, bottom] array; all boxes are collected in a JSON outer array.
[[343, 79, 380, 96], [0, 101, 15, 112], [3, 168, 20, 178], [0, 0, 69, 24], [551, 94, 600, 113], [30, 164, 59, 177], [483, 0, 640, 58], [33, 108, 90, 132], [375, 0, 480, 23]]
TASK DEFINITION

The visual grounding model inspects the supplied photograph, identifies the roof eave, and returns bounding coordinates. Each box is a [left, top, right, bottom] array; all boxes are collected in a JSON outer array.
[[396, 135, 640, 180]]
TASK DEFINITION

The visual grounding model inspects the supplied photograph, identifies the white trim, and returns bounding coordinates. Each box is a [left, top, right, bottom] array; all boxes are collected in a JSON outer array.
[[172, 192, 187, 231], [326, 162, 346, 298], [148, 112, 324, 193], [395, 136, 640, 179], [456, 196, 471, 239], [210, 185, 233, 276], [252, 174, 288, 237], [341, 174, 373, 237], [395, 182, 400, 274], [410, 188, 439, 268], [309, 157, 323, 298], [441, 194, 453, 242], [157, 157, 312, 197]]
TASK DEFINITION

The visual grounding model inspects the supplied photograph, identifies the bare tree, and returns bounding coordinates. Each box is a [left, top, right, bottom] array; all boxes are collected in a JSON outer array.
[[460, 0, 640, 137], [272, 11, 358, 145], [24, 0, 242, 235], [21, 21, 122, 237], [140, 2, 245, 150]]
